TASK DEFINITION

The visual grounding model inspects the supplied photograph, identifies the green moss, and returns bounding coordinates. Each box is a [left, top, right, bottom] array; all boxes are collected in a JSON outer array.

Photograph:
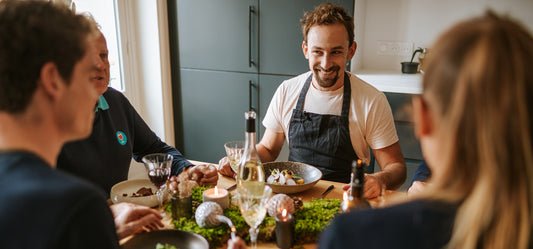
[[168, 187, 341, 248]]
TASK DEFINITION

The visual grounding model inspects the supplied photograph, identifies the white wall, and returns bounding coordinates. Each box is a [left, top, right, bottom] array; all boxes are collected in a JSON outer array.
[[352, 0, 533, 71]]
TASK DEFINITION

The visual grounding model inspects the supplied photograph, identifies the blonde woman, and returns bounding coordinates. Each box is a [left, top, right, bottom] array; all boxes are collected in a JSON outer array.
[[319, 11, 533, 249]]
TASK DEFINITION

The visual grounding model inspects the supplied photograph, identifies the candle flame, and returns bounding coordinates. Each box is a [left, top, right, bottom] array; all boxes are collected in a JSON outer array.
[[343, 191, 348, 201], [357, 159, 362, 165], [282, 209, 287, 217], [214, 186, 218, 196]]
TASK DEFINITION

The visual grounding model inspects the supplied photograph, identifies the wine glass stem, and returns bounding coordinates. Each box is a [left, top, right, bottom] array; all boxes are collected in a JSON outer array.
[[156, 186, 167, 216], [157, 188, 163, 208], [249, 227, 259, 249]]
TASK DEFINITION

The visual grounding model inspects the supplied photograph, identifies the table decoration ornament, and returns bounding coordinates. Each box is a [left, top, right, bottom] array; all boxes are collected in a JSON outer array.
[[267, 193, 295, 217], [195, 201, 237, 241]]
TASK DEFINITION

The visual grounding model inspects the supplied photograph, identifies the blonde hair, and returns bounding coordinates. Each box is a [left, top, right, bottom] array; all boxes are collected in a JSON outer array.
[[422, 11, 533, 249]]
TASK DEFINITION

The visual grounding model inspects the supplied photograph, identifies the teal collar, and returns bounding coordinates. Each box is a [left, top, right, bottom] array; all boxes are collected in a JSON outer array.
[[95, 95, 109, 112]]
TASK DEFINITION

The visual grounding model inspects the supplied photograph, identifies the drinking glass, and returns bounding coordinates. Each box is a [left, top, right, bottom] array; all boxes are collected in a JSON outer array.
[[224, 140, 245, 173], [142, 153, 173, 212], [236, 185, 272, 249]]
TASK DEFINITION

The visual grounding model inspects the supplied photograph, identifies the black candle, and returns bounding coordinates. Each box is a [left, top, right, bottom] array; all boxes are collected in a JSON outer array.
[[275, 209, 293, 249]]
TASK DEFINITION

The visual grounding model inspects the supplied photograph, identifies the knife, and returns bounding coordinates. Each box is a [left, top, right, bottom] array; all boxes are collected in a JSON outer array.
[[319, 185, 335, 199], [226, 184, 237, 191]]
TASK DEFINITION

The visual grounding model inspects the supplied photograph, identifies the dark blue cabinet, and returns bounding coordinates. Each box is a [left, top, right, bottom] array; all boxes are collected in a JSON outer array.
[[384, 92, 423, 190]]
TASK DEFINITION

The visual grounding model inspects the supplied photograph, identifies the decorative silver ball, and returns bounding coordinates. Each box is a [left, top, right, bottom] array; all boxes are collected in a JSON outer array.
[[267, 193, 295, 217], [195, 201, 223, 227]]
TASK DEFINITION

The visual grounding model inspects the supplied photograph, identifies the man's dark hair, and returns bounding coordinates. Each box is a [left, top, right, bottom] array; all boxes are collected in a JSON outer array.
[[0, 0, 96, 113], [300, 3, 354, 46]]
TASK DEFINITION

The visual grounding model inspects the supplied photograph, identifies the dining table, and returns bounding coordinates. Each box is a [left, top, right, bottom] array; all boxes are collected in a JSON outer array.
[[120, 160, 408, 249]]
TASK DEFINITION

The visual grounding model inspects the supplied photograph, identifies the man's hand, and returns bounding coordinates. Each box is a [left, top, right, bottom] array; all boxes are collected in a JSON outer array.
[[407, 180, 427, 196], [363, 174, 384, 199], [188, 164, 219, 186], [341, 174, 385, 200], [217, 157, 236, 179], [109, 202, 164, 239]]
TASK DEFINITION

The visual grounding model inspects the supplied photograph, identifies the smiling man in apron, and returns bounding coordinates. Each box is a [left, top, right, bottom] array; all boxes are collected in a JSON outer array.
[[219, 3, 406, 199]]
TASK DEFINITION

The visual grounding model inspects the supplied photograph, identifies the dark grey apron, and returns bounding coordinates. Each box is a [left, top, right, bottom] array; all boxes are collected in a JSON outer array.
[[288, 73, 359, 183]]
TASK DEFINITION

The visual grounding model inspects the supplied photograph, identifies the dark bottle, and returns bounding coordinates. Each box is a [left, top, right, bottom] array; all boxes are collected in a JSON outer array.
[[341, 159, 370, 213]]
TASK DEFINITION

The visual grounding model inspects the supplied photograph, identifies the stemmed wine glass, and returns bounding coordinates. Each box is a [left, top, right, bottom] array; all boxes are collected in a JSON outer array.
[[236, 185, 272, 249], [142, 153, 173, 213], [224, 140, 244, 173]]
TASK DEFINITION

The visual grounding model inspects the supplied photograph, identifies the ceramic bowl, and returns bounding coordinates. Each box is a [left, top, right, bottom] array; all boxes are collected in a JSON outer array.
[[264, 161, 322, 194]]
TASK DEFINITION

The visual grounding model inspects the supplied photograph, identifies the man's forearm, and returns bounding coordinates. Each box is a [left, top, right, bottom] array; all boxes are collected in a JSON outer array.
[[373, 162, 407, 190]]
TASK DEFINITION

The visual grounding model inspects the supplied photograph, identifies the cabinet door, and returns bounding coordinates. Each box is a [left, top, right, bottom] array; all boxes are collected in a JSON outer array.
[[259, 0, 354, 75], [396, 123, 423, 160], [258, 74, 293, 161], [399, 159, 423, 191], [179, 69, 257, 163], [174, 0, 259, 73]]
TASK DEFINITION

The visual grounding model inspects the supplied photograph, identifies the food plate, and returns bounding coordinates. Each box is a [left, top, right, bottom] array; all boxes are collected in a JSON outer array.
[[110, 179, 159, 207], [122, 230, 209, 249], [264, 161, 322, 194]]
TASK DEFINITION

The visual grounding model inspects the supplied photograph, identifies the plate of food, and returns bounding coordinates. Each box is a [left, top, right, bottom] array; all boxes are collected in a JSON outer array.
[[264, 161, 322, 194], [110, 179, 159, 207], [122, 230, 209, 249]]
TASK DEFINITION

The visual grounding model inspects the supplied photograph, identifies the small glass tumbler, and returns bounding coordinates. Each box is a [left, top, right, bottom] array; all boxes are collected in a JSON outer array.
[[171, 195, 193, 219]]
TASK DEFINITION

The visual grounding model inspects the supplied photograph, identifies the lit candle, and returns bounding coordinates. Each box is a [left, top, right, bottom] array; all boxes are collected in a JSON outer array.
[[202, 186, 229, 209], [275, 208, 293, 249], [340, 190, 350, 213]]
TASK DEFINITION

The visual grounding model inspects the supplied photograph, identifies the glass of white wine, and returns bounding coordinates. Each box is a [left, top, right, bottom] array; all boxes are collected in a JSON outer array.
[[224, 140, 244, 173], [236, 185, 272, 249]]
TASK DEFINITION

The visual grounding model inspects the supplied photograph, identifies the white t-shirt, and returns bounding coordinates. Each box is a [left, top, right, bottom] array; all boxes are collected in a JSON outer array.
[[262, 71, 398, 164]]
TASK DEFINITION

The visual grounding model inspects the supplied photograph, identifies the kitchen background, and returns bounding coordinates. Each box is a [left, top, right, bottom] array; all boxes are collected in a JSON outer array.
[[74, 0, 533, 189]]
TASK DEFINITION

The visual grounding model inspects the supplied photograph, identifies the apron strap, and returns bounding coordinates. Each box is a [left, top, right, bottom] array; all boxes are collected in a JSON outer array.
[[295, 74, 313, 111], [340, 72, 351, 118]]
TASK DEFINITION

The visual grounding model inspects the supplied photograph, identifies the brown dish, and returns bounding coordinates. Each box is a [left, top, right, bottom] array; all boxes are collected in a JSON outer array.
[[263, 161, 322, 194], [122, 230, 208, 249]]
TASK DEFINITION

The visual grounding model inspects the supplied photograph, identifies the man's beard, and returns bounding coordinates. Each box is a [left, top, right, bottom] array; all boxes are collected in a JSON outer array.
[[313, 65, 340, 88]]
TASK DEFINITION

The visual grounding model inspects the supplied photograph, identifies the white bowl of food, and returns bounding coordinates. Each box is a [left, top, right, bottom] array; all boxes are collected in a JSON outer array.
[[264, 161, 322, 194], [110, 179, 159, 207]]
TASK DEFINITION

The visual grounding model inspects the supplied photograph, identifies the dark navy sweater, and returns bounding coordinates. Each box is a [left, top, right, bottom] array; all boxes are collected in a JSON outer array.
[[57, 88, 193, 196], [318, 200, 457, 249], [0, 151, 119, 249]]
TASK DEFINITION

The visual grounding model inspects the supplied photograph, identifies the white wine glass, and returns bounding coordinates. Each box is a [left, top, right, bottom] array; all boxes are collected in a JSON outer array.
[[236, 185, 272, 249], [224, 140, 244, 174], [142, 153, 173, 214]]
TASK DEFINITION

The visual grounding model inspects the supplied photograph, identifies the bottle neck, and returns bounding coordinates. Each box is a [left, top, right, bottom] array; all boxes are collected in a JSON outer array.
[[351, 161, 366, 199], [351, 185, 364, 199], [243, 131, 257, 157], [243, 113, 258, 161]]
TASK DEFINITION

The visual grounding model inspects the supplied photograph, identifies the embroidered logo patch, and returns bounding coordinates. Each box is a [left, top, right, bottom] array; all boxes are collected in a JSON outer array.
[[116, 131, 127, 145]]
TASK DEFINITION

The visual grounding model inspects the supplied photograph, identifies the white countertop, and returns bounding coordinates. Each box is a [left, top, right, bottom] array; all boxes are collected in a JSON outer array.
[[353, 69, 422, 94]]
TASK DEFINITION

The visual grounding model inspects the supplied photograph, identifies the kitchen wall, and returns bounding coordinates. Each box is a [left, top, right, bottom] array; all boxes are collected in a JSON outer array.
[[351, 0, 533, 72]]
